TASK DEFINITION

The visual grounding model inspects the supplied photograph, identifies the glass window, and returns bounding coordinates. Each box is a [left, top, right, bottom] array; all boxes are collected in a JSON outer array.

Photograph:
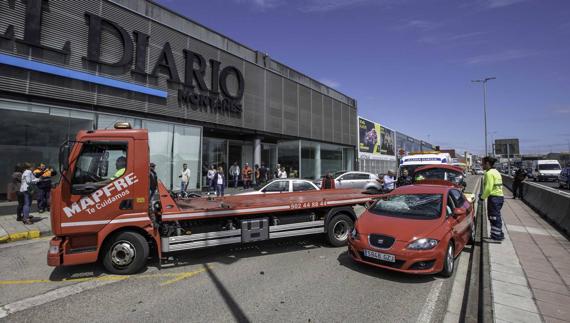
[[143, 121, 174, 190], [0, 101, 94, 200], [72, 142, 128, 185], [370, 194, 443, 219], [173, 125, 201, 190], [293, 181, 316, 192], [449, 189, 465, 207], [202, 137, 227, 185], [278, 140, 299, 178], [355, 173, 371, 180], [263, 180, 289, 192], [321, 143, 343, 176]]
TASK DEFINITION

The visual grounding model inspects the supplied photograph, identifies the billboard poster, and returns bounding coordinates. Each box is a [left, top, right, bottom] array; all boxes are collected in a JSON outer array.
[[358, 117, 395, 157]]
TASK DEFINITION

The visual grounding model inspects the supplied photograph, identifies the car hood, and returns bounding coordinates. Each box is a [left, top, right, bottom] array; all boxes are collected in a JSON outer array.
[[356, 211, 444, 242]]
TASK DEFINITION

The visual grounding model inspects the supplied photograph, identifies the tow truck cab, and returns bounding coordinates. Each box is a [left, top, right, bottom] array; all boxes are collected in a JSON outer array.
[[48, 123, 375, 274]]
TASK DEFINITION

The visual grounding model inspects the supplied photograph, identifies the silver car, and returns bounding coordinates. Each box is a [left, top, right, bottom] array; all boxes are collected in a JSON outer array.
[[237, 179, 319, 195], [332, 171, 382, 191]]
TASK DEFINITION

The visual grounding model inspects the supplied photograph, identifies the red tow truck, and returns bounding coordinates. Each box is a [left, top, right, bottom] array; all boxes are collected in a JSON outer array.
[[48, 123, 380, 274]]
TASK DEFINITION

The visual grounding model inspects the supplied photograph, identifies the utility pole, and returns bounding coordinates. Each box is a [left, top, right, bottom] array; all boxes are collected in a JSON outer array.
[[472, 77, 496, 157]]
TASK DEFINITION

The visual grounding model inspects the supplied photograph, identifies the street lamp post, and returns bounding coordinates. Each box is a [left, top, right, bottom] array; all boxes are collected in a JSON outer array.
[[472, 77, 496, 157]]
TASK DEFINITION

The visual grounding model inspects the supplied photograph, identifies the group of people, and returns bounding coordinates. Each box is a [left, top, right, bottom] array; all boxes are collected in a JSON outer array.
[[378, 169, 412, 192], [11, 162, 56, 225]]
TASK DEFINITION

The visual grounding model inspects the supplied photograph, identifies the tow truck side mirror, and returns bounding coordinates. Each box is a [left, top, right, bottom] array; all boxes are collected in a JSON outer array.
[[59, 142, 72, 172]]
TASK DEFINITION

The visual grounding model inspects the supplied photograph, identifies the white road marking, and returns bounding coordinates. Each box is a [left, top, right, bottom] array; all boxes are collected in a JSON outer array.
[[0, 278, 119, 319], [416, 279, 444, 323]]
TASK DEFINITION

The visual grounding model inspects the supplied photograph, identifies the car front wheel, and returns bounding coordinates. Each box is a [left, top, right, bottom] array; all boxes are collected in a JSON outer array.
[[440, 242, 455, 277]]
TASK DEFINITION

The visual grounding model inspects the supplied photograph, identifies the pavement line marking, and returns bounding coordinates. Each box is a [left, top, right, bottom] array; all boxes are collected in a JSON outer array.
[[416, 279, 444, 323], [0, 269, 208, 286], [159, 268, 207, 286]]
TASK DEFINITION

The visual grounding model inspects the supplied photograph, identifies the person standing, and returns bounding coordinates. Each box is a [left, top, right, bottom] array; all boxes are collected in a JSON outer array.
[[278, 166, 288, 179], [179, 163, 191, 193], [213, 167, 225, 197], [254, 164, 260, 186], [229, 162, 240, 188], [259, 163, 268, 184], [20, 163, 39, 225], [480, 157, 505, 241], [383, 170, 397, 192], [207, 165, 217, 192], [12, 165, 24, 221], [34, 163, 55, 213], [321, 172, 336, 189], [512, 168, 526, 199], [274, 164, 281, 180], [397, 169, 413, 187], [242, 163, 252, 189], [149, 163, 158, 200]]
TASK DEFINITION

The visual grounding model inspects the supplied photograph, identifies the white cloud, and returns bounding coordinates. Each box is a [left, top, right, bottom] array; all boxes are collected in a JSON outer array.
[[319, 78, 341, 88], [234, 0, 284, 10], [419, 31, 486, 45], [486, 0, 527, 8], [464, 49, 539, 65]]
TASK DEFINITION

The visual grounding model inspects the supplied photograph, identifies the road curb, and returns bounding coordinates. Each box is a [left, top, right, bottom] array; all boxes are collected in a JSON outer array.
[[0, 229, 50, 244]]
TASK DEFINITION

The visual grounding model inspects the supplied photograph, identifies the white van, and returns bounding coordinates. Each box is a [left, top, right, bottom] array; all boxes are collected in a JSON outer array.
[[398, 152, 452, 176], [532, 160, 561, 182]]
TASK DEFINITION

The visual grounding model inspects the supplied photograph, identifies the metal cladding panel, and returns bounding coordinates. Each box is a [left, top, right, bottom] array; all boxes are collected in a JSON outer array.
[[349, 107, 357, 145], [323, 96, 333, 141], [29, 72, 96, 105], [243, 62, 265, 130], [341, 103, 350, 145], [0, 65, 27, 94], [265, 72, 283, 134], [0, 1, 26, 41], [332, 100, 342, 143], [97, 84, 148, 113], [298, 86, 311, 139], [311, 90, 323, 141], [283, 79, 298, 136]]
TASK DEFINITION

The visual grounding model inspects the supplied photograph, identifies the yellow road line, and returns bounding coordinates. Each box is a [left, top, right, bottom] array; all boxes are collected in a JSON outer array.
[[0, 268, 209, 286]]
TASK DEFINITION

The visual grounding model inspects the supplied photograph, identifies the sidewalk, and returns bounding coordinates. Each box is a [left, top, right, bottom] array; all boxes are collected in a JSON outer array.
[[488, 190, 570, 323], [0, 209, 52, 243]]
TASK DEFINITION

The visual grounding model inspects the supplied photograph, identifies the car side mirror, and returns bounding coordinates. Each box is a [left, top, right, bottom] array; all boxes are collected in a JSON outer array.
[[452, 207, 467, 218]]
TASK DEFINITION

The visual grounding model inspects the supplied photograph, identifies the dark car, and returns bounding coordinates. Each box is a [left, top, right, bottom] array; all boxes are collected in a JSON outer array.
[[559, 167, 570, 189]]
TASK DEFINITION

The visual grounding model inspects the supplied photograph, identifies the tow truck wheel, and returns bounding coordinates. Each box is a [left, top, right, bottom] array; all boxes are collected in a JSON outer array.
[[102, 231, 149, 275], [326, 214, 353, 247]]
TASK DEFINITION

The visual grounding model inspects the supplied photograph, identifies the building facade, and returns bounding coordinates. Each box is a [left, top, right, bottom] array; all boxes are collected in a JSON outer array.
[[0, 0, 357, 198]]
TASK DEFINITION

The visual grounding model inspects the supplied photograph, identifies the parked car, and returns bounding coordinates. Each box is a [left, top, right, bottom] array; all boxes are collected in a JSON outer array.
[[559, 167, 570, 189], [472, 167, 484, 175], [532, 160, 562, 182], [348, 184, 475, 276], [318, 171, 382, 192], [237, 179, 319, 195]]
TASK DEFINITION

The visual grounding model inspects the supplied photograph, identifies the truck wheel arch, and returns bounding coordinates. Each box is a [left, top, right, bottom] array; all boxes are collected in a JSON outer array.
[[323, 206, 357, 232]]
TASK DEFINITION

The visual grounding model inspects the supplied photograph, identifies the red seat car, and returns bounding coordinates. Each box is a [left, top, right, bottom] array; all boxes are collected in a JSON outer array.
[[348, 184, 475, 276]]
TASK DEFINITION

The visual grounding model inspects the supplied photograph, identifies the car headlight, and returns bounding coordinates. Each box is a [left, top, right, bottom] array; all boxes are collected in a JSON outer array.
[[407, 238, 439, 250], [351, 228, 360, 240]]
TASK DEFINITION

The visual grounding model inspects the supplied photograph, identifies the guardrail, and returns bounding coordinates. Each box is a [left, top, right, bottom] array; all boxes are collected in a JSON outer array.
[[502, 175, 570, 235]]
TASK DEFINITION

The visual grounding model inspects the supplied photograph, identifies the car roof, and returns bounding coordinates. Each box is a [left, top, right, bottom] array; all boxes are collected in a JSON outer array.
[[391, 184, 452, 195], [414, 164, 464, 173]]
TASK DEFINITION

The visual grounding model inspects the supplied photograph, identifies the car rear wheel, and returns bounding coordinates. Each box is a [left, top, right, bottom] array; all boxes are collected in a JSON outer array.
[[102, 231, 149, 275], [468, 220, 476, 245], [326, 214, 354, 247], [440, 243, 455, 278]]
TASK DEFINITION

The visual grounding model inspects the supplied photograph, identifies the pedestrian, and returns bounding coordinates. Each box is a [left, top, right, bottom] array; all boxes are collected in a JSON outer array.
[[207, 165, 217, 192], [213, 166, 225, 197], [274, 164, 281, 179], [149, 163, 158, 200], [33, 163, 56, 213], [229, 162, 240, 188], [397, 168, 413, 187], [254, 164, 260, 186], [321, 172, 336, 189], [20, 162, 39, 225], [259, 163, 268, 184], [479, 156, 505, 241], [12, 164, 24, 221], [179, 163, 191, 193], [383, 170, 396, 192], [512, 168, 526, 199], [278, 166, 288, 179], [242, 163, 252, 189]]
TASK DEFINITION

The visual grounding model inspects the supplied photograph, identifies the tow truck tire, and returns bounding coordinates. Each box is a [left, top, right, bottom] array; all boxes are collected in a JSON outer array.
[[326, 214, 354, 247], [102, 231, 149, 275]]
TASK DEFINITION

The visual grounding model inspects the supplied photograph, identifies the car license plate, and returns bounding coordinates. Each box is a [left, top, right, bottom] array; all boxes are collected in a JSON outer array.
[[364, 249, 395, 262]]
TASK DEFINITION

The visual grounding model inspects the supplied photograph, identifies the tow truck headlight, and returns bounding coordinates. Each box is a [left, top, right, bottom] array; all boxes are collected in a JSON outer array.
[[351, 228, 360, 240], [407, 238, 438, 250]]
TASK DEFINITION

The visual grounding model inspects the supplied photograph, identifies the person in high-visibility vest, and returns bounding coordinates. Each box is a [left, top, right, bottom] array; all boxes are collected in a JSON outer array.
[[479, 156, 505, 241]]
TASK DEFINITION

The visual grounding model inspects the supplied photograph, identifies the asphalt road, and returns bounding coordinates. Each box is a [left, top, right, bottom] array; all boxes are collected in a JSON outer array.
[[0, 177, 481, 323], [533, 179, 570, 193]]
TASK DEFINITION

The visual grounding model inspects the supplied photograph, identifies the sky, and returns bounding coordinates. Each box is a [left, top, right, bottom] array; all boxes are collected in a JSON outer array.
[[155, 0, 570, 155]]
